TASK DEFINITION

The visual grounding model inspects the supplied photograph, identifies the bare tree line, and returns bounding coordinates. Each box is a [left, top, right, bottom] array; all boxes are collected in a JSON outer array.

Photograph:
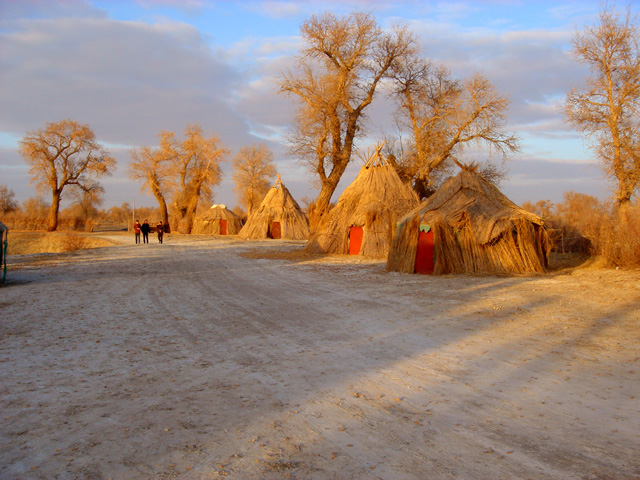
[[522, 192, 640, 267], [128, 127, 277, 234]]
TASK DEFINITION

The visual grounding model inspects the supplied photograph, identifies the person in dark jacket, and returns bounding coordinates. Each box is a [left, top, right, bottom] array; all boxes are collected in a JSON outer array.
[[141, 219, 150, 244], [133, 220, 141, 244], [156, 221, 164, 244]]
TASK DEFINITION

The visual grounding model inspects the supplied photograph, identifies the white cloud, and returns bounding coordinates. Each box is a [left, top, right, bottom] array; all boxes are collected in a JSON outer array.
[[258, 1, 302, 19], [135, 0, 206, 10], [0, 16, 249, 145], [0, 0, 105, 23]]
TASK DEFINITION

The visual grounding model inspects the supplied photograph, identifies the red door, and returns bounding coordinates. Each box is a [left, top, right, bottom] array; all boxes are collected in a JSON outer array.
[[270, 221, 281, 239], [349, 226, 363, 255], [220, 219, 227, 235], [414, 229, 435, 274]]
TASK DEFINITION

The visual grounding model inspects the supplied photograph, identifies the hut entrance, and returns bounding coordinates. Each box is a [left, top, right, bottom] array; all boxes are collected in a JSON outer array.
[[414, 226, 434, 274], [269, 221, 281, 239], [220, 219, 227, 235], [349, 226, 363, 255]]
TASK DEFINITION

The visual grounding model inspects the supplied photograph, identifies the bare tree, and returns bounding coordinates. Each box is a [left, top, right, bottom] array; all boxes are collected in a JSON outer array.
[[129, 144, 171, 231], [389, 55, 518, 197], [106, 203, 133, 225], [232, 143, 277, 214], [19, 119, 116, 231], [521, 199, 555, 219], [280, 11, 416, 215], [564, 6, 640, 221], [68, 185, 104, 226], [163, 125, 228, 234], [0, 185, 18, 214]]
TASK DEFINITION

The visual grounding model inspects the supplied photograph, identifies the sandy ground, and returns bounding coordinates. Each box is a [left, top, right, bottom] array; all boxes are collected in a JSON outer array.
[[1, 234, 639, 480]]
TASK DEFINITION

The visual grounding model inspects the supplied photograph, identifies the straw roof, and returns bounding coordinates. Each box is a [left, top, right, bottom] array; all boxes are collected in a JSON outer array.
[[238, 176, 310, 240], [306, 147, 419, 258], [387, 168, 550, 275], [192, 204, 243, 235]]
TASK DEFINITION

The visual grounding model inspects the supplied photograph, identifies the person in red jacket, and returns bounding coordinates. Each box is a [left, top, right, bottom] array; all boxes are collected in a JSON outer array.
[[133, 220, 141, 244]]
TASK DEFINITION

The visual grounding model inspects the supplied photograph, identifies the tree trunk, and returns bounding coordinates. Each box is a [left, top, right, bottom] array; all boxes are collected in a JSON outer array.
[[314, 124, 357, 214], [179, 194, 200, 234], [158, 196, 170, 233], [149, 183, 170, 233], [47, 190, 61, 231], [615, 171, 633, 225], [617, 197, 631, 225], [314, 183, 336, 215]]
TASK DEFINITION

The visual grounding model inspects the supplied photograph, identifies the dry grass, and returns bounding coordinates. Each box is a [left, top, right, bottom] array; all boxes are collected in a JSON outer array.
[[61, 232, 88, 251], [7, 232, 116, 255], [239, 246, 324, 262]]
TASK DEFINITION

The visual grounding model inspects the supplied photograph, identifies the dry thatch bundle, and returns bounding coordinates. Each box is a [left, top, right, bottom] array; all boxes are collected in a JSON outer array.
[[306, 149, 419, 258], [238, 176, 309, 240], [387, 168, 550, 275], [192, 204, 243, 235]]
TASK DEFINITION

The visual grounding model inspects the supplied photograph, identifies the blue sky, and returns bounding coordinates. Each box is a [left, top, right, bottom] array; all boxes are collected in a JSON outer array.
[[0, 0, 629, 210]]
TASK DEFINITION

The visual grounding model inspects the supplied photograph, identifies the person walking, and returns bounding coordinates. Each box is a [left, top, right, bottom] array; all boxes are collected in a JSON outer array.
[[133, 220, 141, 244], [156, 220, 164, 244], [141, 219, 150, 244]]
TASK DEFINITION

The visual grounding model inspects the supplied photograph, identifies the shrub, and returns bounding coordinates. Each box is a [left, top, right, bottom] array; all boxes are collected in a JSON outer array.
[[599, 206, 640, 267], [523, 194, 640, 268], [61, 232, 87, 252]]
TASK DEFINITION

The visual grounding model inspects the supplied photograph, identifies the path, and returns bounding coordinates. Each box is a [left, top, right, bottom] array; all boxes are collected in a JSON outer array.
[[1, 238, 639, 479]]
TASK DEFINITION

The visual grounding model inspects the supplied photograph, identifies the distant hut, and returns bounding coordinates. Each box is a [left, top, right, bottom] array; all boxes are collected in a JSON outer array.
[[387, 167, 550, 275], [238, 175, 309, 240], [192, 204, 243, 235], [306, 144, 419, 258]]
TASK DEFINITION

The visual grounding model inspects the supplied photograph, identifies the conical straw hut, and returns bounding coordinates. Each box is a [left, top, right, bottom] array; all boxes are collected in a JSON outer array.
[[238, 175, 309, 240], [305, 145, 419, 258], [387, 167, 550, 275], [192, 204, 243, 235]]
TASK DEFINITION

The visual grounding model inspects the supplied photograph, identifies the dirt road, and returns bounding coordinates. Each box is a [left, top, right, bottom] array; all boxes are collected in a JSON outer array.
[[1, 236, 639, 479]]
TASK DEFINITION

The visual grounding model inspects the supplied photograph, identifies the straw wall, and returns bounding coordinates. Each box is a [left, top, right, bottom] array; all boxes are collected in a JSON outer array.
[[430, 217, 549, 275], [386, 215, 420, 273], [388, 214, 550, 275]]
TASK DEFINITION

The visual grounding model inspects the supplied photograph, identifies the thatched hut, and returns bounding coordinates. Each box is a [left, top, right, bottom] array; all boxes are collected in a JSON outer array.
[[238, 176, 309, 240], [192, 204, 243, 235], [305, 148, 419, 258], [387, 168, 550, 275]]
